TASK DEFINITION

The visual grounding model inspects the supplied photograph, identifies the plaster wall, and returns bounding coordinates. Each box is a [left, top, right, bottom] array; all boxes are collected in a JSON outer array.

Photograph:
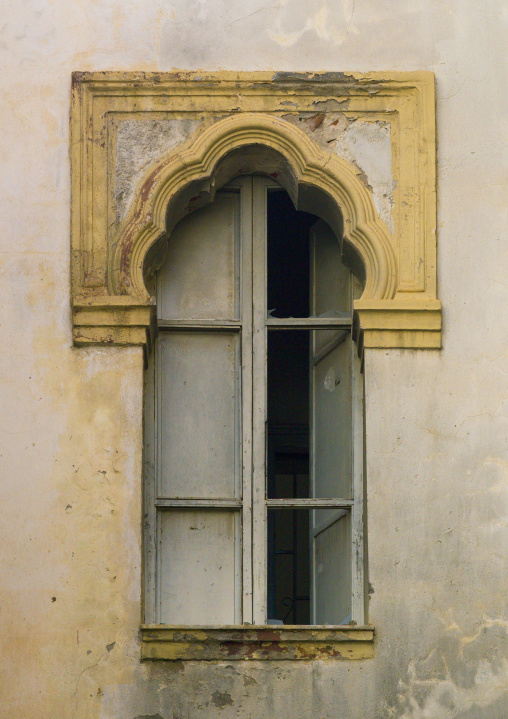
[[0, 2, 507, 718]]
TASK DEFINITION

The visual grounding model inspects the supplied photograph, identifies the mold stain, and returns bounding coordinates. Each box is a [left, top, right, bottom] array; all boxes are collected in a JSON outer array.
[[388, 620, 508, 719], [211, 691, 234, 708], [267, 5, 357, 47]]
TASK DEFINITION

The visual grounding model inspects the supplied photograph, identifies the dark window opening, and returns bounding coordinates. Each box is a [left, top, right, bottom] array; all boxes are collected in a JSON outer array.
[[267, 189, 316, 624], [267, 189, 316, 319]]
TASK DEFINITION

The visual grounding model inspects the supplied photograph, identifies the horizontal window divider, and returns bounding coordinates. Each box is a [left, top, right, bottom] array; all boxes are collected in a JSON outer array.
[[158, 319, 242, 330], [265, 318, 352, 329], [155, 498, 243, 508], [266, 498, 353, 509]]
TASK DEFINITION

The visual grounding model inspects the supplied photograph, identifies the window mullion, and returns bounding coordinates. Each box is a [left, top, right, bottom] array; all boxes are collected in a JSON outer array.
[[251, 176, 269, 624], [239, 177, 254, 624], [144, 341, 157, 624], [351, 280, 365, 626]]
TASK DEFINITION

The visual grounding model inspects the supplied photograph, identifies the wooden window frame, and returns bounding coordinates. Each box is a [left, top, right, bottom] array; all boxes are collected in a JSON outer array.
[[143, 176, 371, 660]]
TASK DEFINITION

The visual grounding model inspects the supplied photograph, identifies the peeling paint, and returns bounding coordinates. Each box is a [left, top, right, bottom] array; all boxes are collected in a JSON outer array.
[[282, 111, 395, 232], [115, 118, 202, 222], [140, 626, 374, 661], [286, 111, 354, 148], [333, 120, 395, 233]]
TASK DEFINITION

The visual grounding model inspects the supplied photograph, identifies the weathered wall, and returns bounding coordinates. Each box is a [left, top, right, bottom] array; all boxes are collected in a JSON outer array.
[[1, 2, 506, 718]]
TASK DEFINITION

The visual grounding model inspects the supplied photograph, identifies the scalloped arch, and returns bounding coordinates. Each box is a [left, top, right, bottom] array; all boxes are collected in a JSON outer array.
[[110, 112, 397, 302]]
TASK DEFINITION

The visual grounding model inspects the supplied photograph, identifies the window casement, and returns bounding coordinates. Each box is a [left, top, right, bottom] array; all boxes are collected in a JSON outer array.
[[143, 175, 369, 658]]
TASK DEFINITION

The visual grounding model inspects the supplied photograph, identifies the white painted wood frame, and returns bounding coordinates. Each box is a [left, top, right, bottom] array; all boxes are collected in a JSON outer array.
[[144, 175, 365, 626]]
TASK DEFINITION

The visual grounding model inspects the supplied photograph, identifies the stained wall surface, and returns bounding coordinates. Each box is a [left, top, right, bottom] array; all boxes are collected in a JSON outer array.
[[0, 2, 507, 718]]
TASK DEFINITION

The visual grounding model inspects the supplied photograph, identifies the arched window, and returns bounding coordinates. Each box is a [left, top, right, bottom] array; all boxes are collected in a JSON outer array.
[[144, 175, 365, 628], [71, 71, 438, 658]]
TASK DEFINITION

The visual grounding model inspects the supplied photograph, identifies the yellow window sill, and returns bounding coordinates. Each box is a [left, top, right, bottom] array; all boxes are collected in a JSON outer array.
[[140, 624, 375, 661]]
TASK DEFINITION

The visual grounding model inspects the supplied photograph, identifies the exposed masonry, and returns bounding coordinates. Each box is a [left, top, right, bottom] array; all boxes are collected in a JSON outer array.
[[334, 120, 394, 234]]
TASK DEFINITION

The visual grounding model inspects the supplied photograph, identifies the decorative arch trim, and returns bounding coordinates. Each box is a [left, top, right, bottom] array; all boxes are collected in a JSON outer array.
[[111, 112, 397, 303], [70, 72, 441, 350]]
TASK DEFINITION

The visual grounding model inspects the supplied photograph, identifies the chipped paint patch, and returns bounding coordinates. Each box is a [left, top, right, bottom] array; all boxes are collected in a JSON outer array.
[[140, 625, 374, 661], [285, 111, 354, 149], [211, 690, 234, 708], [333, 120, 394, 233], [283, 112, 394, 232], [267, 4, 358, 47]]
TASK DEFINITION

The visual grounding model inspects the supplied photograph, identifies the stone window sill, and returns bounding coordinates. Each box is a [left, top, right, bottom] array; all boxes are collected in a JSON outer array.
[[140, 625, 375, 661]]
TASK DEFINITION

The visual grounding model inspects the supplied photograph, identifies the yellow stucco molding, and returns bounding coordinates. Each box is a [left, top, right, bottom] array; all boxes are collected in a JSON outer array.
[[71, 71, 441, 350], [111, 112, 397, 302], [140, 625, 375, 661]]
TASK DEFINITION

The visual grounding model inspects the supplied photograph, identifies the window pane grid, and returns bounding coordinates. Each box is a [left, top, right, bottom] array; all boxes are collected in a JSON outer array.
[[147, 176, 365, 627]]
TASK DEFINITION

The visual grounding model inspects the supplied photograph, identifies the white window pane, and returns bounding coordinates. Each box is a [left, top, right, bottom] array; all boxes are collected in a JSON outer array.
[[159, 332, 239, 498], [314, 511, 351, 625], [159, 510, 241, 624], [311, 220, 351, 317], [312, 334, 352, 499], [310, 219, 352, 354], [158, 192, 239, 320]]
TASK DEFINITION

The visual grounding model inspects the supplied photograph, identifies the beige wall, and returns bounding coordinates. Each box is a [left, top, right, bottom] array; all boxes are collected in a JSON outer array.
[[1, 2, 507, 717]]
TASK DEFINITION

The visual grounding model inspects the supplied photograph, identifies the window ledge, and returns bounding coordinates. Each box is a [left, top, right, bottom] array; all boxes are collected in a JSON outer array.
[[140, 625, 374, 661]]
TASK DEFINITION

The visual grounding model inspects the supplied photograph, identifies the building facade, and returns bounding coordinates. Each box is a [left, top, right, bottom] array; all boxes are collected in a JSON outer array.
[[1, 2, 507, 718]]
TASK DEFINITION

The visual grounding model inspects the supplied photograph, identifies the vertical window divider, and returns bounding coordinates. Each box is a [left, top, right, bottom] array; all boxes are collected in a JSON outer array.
[[239, 177, 254, 624], [143, 337, 157, 625], [251, 176, 272, 624], [154, 327, 163, 624], [351, 279, 365, 625]]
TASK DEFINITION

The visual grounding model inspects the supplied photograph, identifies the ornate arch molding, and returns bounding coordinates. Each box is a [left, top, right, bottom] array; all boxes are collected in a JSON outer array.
[[111, 113, 396, 302], [71, 72, 441, 350]]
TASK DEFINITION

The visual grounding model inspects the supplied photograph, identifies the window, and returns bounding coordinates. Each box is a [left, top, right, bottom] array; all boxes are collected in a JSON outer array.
[[71, 71, 436, 660], [144, 175, 365, 630]]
